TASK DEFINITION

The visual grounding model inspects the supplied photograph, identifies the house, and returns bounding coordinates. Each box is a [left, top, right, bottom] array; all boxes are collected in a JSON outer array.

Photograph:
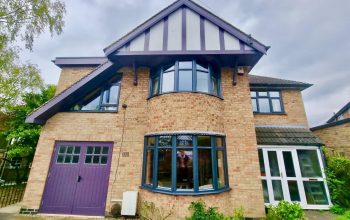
[[20, 0, 331, 218], [311, 102, 350, 158]]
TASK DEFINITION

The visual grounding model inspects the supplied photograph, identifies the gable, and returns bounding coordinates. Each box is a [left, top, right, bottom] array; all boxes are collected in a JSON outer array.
[[104, 0, 268, 56]]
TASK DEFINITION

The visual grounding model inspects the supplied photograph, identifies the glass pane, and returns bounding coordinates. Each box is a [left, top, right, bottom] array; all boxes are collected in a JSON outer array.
[[179, 61, 192, 69], [161, 71, 175, 93], [147, 137, 155, 147], [258, 91, 268, 96], [196, 63, 208, 72], [250, 91, 256, 97], [72, 155, 79, 164], [297, 150, 322, 177], [74, 147, 80, 154], [176, 150, 193, 190], [85, 155, 92, 164], [198, 149, 213, 190], [87, 146, 93, 154], [272, 180, 284, 201], [56, 155, 64, 163], [101, 156, 108, 164], [210, 76, 218, 96], [196, 71, 209, 93], [102, 147, 109, 154], [216, 150, 226, 188], [251, 99, 257, 112], [288, 181, 301, 202], [157, 149, 172, 188], [258, 98, 271, 113], [197, 136, 211, 147], [262, 180, 269, 203], [272, 99, 282, 112], [178, 70, 193, 91], [215, 137, 223, 148], [268, 151, 280, 177], [269, 91, 280, 97], [67, 146, 73, 154], [59, 146, 66, 154], [102, 89, 109, 104], [145, 149, 154, 185], [64, 155, 72, 163], [158, 136, 172, 147], [258, 149, 266, 176], [164, 65, 174, 72], [93, 156, 100, 164], [283, 151, 296, 177], [81, 89, 101, 111], [94, 147, 101, 154], [151, 77, 159, 96], [177, 135, 193, 147], [108, 85, 119, 104], [303, 181, 329, 205]]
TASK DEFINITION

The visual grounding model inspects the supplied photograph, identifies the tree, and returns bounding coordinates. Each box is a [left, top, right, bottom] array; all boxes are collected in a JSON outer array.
[[2, 85, 56, 159], [0, 0, 65, 111]]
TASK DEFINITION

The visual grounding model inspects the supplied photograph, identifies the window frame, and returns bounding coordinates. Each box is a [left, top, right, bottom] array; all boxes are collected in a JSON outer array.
[[141, 134, 230, 195], [251, 90, 285, 114], [148, 60, 222, 99]]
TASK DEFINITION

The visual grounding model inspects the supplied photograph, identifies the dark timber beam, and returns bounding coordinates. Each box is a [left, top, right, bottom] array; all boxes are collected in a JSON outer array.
[[232, 61, 238, 86], [133, 61, 138, 86]]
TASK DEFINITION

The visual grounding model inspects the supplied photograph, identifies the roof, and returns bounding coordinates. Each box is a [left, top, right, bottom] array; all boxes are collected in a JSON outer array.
[[327, 101, 350, 123], [53, 57, 108, 68], [256, 126, 323, 146], [311, 118, 350, 131], [249, 75, 312, 90]]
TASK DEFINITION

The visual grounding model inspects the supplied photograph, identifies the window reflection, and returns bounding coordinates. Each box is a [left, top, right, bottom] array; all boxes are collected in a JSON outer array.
[[157, 149, 172, 188], [176, 150, 193, 190], [198, 149, 213, 190]]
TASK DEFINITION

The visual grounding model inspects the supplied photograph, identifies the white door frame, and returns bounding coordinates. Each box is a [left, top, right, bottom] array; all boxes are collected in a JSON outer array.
[[259, 145, 332, 210]]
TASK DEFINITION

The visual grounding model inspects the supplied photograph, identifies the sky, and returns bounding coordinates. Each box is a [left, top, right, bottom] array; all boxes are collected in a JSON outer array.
[[20, 0, 350, 127]]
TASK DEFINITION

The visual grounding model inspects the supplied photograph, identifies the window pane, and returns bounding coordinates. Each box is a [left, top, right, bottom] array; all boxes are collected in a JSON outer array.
[[57, 155, 64, 163], [258, 149, 266, 176], [269, 91, 280, 97], [108, 85, 119, 104], [197, 136, 211, 147], [268, 151, 280, 177], [64, 155, 72, 163], [210, 76, 218, 96], [283, 151, 296, 177], [303, 181, 329, 205], [162, 71, 175, 93], [198, 149, 213, 190], [288, 181, 301, 202], [145, 150, 154, 185], [101, 156, 108, 164], [250, 91, 256, 97], [93, 156, 100, 164], [158, 136, 172, 147], [72, 155, 79, 164], [272, 180, 284, 201], [178, 70, 193, 91], [258, 91, 268, 96], [81, 89, 101, 111], [151, 77, 159, 95], [176, 150, 193, 190], [262, 180, 269, 203], [258, 98, 270, 113], [87, 146, 93, 154], [94, 146, 101, 154], [196, 63, 208, 72], [271, 99, 282, 112], [59, 146, 66, 154], [102, 147, 109, 154], [164, 65, 174, 72], [297, 150, 322, 177], [179, 61, 192, 69], [158, 149, 172, 188], [216, 150, 226, 188], [67, 146, 73, 154], [251, 99, 258, 112], [196, 71, 209, 93], [177, 135, 193, 147], [74, 147, 80, 154], [215, 137, 223, 148], [147, 137, 155, 147], [85, 155, 92, 163]]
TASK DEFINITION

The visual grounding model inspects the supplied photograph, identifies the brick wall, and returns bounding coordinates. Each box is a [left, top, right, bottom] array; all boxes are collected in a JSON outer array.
[[55, 67, 95, 94], [22, 67, 265, 218], [313, 122, 350, 158], [253, 89, 309, 127]]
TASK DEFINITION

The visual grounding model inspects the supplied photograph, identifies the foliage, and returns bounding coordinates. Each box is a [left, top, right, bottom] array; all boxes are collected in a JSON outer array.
[[0, 0, 65, 111], [266, 201, 305, 220], [1, 85, 56, 159], [335, 211, 350, 220], [139, 201, 174, 220], [324, 149, 350, 208], [110, 203, 121, 218], [330, 204, 346, 215], [186, 201, 245, 220]]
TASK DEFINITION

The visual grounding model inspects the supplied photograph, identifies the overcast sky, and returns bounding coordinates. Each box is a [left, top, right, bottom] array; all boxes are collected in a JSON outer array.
[[20, 0, 349, 127]]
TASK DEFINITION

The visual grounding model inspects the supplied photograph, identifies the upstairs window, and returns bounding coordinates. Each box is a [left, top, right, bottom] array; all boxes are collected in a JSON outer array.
[[150, 61, 221, 97], [70, 76, 121, 112], [251, 91, 284, 113]]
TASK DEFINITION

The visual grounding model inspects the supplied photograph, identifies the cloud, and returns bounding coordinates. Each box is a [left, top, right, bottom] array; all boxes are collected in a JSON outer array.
[[19, 0, 349, 127]]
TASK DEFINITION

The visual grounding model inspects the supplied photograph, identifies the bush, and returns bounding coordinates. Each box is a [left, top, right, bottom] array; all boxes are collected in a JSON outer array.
[[186, 201, 244, 220], [266, 201, 305, 220], [110, 203, 121, 218], [139, 201, 174, 220], [330, 204, 346, 215]]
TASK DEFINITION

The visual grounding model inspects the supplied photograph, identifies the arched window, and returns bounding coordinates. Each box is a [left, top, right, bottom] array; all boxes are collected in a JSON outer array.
[[150, 61, 221, 97], [142, 133, 229, 195]]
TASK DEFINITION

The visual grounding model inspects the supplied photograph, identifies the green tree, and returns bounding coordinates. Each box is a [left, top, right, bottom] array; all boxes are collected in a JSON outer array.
[[0, 0, 65, 111], [2, 85, 56, 159]]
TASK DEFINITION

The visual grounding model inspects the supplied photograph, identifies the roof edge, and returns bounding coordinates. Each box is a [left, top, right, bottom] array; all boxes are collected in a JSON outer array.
[[311, 118, 350, 131], [326, 101, 350, 123], [53, 57, 108, 68]]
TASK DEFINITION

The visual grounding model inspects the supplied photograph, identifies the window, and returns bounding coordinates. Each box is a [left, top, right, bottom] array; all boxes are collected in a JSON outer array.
[[56, 145, 81, 164], [250, 91, 284, 113], [70, 75, 121, 112], [149, 61, 221, 97], [142, 134, 229, 194], [85, 146, 109, 164]]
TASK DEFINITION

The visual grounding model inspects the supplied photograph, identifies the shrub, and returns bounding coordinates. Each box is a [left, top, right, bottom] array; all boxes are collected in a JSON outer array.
[[139, 201, 174, 220], [186, 201, 245, 220], [110, 203, 122, 218], [330, 204, 346, 215], [266, 201, 305, 220]]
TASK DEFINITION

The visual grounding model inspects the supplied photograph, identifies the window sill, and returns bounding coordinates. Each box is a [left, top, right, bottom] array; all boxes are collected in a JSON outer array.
[[147, 91, 224, 100], [253, 112, 286, 115], [140, 185, 231, 196]]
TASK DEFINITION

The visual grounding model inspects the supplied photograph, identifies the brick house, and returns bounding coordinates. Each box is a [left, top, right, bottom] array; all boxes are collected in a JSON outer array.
[[311, 102, 350, 158], [21, 0, 331, 218]]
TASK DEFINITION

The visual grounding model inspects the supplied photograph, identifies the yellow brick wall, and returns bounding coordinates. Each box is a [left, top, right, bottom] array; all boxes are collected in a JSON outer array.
[[55, 67, 95, 94], [313, 122, 350, 158], [253, 89, 309, 127]]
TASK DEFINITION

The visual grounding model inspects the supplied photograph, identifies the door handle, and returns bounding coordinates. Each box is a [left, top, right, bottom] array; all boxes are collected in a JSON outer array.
[[77, 175, 82, 182]]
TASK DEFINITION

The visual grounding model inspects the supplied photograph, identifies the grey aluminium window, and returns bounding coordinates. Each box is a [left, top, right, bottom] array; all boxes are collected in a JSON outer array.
[[251, 91, 284, 113], [142, 134, 229, 195]]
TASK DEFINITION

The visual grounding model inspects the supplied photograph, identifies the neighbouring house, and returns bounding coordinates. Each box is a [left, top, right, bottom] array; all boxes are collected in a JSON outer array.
[[311, 102, 350, 158], [21, 0, 331, 218]]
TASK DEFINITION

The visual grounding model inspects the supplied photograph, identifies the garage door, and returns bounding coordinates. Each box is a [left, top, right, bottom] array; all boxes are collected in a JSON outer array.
[[40, 141, 113, 216]]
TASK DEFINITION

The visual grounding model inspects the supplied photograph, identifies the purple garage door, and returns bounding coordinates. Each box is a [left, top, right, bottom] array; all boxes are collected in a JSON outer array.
[[40, 141, 113, 216]]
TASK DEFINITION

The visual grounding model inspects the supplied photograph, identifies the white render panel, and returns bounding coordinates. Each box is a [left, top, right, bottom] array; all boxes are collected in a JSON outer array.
[[130, 33, 145, 51], [149, 21, 164, 51], [224, 31, 240, 50], [167, 9, 182, 51], [204, 20, 220, 50], [186, 9, 201, 50]]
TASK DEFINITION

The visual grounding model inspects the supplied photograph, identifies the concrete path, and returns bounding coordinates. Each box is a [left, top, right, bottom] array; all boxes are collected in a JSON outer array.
[[305, 210, 339, 220], [0, 203, 22, 214]]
